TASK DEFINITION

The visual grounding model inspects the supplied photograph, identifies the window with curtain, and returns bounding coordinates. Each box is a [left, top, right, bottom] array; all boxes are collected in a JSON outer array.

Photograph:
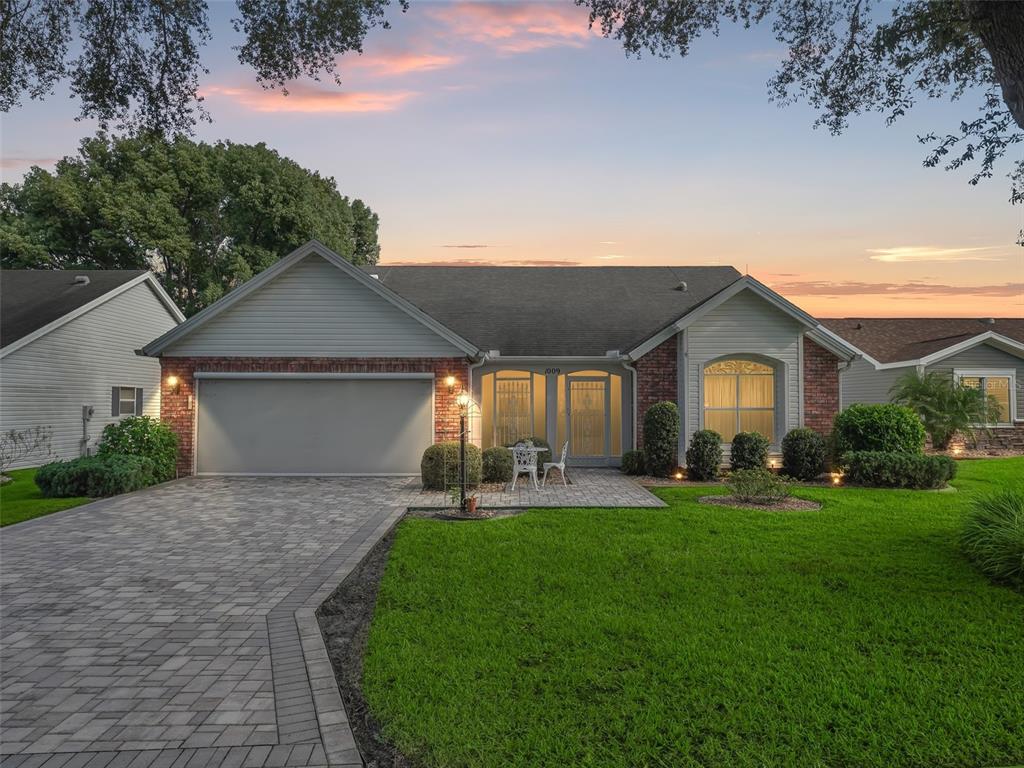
[[958, 373, 1012, 423], [703, 359, 775, 442]]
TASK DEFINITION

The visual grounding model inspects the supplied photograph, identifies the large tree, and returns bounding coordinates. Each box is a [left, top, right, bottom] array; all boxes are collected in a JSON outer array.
[[1, 1, 1021, 238], [0, 133, 380, 314]]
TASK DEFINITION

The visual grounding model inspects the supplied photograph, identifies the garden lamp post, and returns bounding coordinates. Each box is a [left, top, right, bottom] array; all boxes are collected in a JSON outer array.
[[456, 391, 471, 513]]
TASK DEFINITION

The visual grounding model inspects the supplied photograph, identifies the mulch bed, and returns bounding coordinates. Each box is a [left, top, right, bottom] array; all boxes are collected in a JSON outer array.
[[316, 529, 414, 768], [699, 495, 822, 511]]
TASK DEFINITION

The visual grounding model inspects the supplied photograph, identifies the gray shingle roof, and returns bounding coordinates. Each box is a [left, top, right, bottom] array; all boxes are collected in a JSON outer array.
[[1, 269, 148, 348], [366, 265, 742, 356], [821, 317, 1024, 363]]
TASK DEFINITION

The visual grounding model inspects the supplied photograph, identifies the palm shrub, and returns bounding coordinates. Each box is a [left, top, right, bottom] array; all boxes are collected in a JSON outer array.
[[781, 428, 827, 481], [620, 450, 646, 476], [686, 429, 722, 481], [482, 447, 513, 483], [961, 490, 1024, 591], [643, 402, 680, 477], [421, 442, 482, 491], [98, 416, 179, 482], [730, 431, 769, 471], [889, 370, 1002, 449], [831, 403, 926, 460]]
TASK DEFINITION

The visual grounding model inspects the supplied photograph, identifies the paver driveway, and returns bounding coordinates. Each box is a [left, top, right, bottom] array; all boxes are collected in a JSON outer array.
[[0, 477, 414, 768]]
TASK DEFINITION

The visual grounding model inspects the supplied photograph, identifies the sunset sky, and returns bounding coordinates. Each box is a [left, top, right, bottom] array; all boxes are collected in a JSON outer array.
[[2, 0, 1022, 318]]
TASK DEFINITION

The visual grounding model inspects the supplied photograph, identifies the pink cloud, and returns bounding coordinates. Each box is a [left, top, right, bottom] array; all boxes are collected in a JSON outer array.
[[200, 84, 414, 113], [426, 2, 596, 53], [382, 258, 580, 267], [346, 51, 461, 76]]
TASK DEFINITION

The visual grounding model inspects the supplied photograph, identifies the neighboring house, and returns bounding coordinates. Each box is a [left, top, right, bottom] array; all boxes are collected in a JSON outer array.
[[142, 240, 857, 476], [823, 317, 1024, 447], [1, 270, 184, 469]]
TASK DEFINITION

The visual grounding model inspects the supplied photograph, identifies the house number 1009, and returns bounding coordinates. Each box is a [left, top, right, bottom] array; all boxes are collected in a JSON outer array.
[[544, 368, 561, 375]]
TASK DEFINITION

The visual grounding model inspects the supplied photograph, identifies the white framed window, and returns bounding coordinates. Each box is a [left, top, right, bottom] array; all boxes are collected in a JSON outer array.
[[703, 359, 776, 443], [954, 369, 1016, 424], [113, 386, 143, 417]]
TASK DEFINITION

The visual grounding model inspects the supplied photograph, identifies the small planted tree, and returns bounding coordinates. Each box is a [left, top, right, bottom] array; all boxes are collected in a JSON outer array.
[[643, 402, 679, 478], [890, 371, 1002, 450], [0, 426, 53, 477]]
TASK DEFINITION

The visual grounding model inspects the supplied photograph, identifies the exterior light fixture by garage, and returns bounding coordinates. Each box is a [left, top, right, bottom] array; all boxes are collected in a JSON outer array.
[[445, 375, 456, 394], [456, 390, 472, 513], [166, 375, 181, 394]]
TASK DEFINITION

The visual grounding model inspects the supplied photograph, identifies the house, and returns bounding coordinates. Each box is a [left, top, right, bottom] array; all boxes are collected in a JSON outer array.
[[1, 270, 184, 468], [823, 317, 1024, 448], [141, 240, 858, 476]]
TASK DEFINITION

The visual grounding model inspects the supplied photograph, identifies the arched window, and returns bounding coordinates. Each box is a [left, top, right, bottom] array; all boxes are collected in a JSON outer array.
[[703, 359, 775, 442]]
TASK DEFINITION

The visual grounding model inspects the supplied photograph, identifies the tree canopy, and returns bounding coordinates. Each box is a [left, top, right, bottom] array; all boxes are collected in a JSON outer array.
[[0, 133, 380, 315]]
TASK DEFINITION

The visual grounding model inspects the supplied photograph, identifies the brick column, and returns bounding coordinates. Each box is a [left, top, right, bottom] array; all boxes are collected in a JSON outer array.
[[635, 336, 678, 450], [158, 357, 469, 476], [803, 338, 840, 435]]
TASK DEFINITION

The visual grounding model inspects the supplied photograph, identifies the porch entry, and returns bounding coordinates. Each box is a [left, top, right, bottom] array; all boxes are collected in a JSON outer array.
[[480, 368, 623, 465]]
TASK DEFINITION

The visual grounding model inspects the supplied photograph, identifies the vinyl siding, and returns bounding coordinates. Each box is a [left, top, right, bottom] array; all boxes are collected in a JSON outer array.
[[0, 282, 179, 469], [840, 357, 908, 407], [163, 254, 463, 357], [927, 343, 1023, 419], [682, 289, 802, 449]]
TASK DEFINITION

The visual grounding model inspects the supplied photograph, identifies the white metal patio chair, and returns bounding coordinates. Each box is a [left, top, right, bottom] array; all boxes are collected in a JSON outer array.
[[510, 442, 539, 491], [542, 440, 569, 487]]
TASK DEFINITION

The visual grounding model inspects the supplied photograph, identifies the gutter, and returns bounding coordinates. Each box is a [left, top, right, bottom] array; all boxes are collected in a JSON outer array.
[[620, 357, 639, 451]]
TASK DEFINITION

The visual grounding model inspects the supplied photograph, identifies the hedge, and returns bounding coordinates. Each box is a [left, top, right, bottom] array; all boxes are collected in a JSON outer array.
[[730, 431, 769, 471], [482, 446, 514, 483], [842, 451, 956, 490], [643, 402, 679, 477], [781, 428, 827, 481], [35, 454, 157, 498], [686, 430, 722, 481], [832, 404, 926, 458], [98, 416, 179, 482], [621, 450, 646, 476], [421, 442, 483, 491]]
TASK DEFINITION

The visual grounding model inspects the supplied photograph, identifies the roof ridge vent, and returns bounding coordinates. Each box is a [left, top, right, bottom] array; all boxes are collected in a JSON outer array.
[[73, 275, 90, 285], [674, 281, 688, 292]]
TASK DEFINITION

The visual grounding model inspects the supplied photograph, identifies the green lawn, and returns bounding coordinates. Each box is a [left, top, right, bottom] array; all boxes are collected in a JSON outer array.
[[364, 458, 1024, 768], [0, 468, 91, 526]]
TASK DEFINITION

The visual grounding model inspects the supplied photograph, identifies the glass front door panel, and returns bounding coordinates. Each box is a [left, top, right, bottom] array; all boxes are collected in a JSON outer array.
[[570, 380, 606, 457], [495, 377, 532, 446]]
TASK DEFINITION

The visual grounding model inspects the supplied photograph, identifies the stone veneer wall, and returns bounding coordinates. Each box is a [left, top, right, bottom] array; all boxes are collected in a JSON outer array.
[[159, 357, 470, 476], [803, 338, 841, 435], [634, 336, 678, 451]]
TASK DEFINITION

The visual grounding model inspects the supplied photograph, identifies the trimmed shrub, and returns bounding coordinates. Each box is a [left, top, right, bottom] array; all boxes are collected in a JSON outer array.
[[832, 404, 926, 459], [727, 468, 791, 505], [504, 436, 552, 466], [98, 416, 179, 482], [730, 431, 769, 471], [621, 450, 646, 476], [842, 451, 956, 490], [643, 402, 680, 477], [421, 442, 482, 491], [482, 446, 514, 483], [686, 429, 723, 481], [781, 428, 827, 481], [35, 454, 157, 498], [961, 490, 1024, 591]]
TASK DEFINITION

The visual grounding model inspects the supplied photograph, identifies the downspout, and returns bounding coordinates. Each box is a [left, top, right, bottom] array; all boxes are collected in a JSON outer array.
[[467, 352, 489, 445], [836, 355, 857, 412]]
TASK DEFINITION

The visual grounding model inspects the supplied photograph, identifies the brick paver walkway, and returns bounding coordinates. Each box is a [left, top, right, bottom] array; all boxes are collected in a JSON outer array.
[[0, 478, 409, 768], [1, 470, 663, 768]]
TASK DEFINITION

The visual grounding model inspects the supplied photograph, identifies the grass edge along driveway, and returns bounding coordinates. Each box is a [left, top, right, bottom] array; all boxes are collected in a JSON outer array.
[[363, 457, 1024, 768], [0, 468, 90, 526]]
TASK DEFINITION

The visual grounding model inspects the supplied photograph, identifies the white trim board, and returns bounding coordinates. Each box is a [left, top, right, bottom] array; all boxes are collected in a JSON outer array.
[[193, 372, 435, 380], [142, 240, 480, 357], [1, 272, 185, 359]]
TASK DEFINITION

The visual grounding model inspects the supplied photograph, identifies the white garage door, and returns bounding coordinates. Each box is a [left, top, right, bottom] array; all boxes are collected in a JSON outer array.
[[196, 375, 433, 475]]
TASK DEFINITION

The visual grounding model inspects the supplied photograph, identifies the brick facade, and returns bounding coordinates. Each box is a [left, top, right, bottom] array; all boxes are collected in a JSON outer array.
[[635, 336, 678, 449], [159, 357, 470, 476], [803, 337, 841, 435]]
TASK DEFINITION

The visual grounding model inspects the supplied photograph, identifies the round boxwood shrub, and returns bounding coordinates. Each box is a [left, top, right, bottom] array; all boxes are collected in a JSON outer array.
[[482, 446, 513, 483], [685, 429, 722, 481], [729, 431, 769, 471], [35, 454, 157, 498], [503, 436, 552, 466], [643, 402, 680, 477], [420, 442, 482, 491], [961, 489, 1024, 591], [621, 450, 646, 476], [781, 428, 827, 481], [842, 450, 956, 490], [831, 404, 926, 460], [98, 416, 179, 482]]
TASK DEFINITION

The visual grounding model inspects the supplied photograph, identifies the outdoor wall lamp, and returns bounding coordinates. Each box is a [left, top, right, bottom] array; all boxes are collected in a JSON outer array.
[[165, 375, 181, 394], [445, 375, 456, 394]]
